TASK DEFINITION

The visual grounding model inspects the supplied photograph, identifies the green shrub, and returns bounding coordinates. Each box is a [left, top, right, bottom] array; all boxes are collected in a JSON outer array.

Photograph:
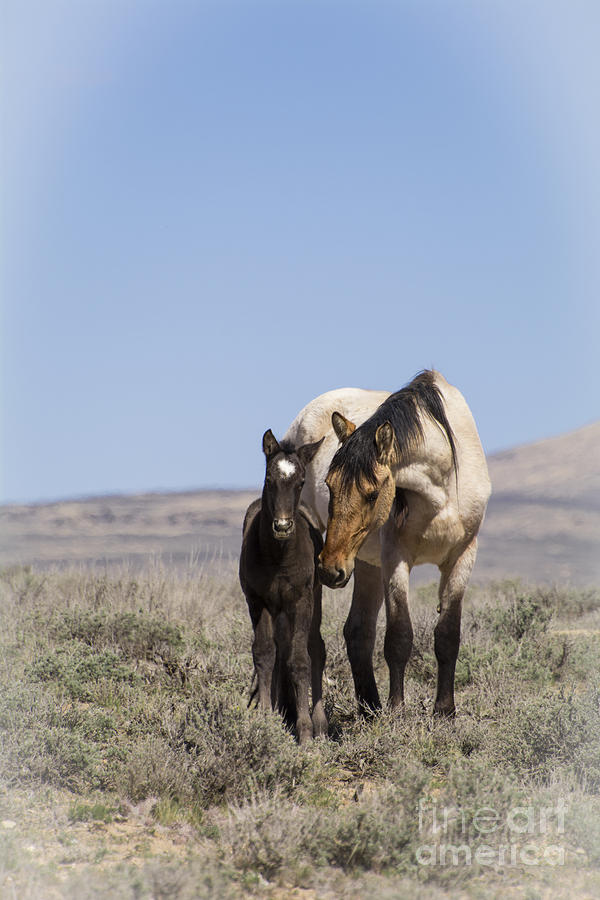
[[492, 687, 600, 786], [26, 644, 136, 701], [68, 801, 115, 823], [179, 689, 317, 807], [225, 785, 419, 878], [544, 585, 600, 619], [478, 586, 554, 642], [52, 609, 184, 659]]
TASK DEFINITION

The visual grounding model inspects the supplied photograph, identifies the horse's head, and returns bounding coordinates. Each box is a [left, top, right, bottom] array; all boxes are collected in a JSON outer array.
[[261, 430, 323, 540], [318, 412, 397, 587]]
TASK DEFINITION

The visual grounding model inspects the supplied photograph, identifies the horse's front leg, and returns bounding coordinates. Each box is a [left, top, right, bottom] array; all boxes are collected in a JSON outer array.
[[434, 538, 477, 716], [249, 600, 275, 710], [380, 524, 413, 710], [308, 581, 328, 737], [343, 559, 384, 713]]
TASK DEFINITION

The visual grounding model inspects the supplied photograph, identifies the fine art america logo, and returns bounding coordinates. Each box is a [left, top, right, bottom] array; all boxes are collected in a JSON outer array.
[[416, 798, 567, 867]]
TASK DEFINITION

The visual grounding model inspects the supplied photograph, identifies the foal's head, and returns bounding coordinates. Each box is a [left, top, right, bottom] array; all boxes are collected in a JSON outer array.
[[261, 430, 323, 540]]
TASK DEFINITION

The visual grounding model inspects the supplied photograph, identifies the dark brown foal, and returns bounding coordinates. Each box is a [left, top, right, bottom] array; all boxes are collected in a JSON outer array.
[[239, 430, 326, 744]]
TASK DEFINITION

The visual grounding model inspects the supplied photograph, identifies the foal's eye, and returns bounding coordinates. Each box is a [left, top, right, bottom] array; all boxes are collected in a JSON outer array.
[[367, 491, 379, 503]]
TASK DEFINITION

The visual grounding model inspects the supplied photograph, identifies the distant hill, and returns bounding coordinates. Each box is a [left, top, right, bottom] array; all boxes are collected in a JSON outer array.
[[1, 422, 598, 584], [477, 421, 599, 584], [0, 490, 254, 574]]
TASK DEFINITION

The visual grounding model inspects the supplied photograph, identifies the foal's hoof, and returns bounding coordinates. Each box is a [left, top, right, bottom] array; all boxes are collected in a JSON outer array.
[[297, 715, 314, 746], [387, 694, 406, 715], [312, 706, 328, 738], [433, 702, 456, 718], [357, 698, 382, 719]]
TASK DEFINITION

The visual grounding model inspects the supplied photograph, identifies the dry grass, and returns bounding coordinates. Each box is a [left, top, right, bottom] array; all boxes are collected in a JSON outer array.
[[1, 564, 599, 898]]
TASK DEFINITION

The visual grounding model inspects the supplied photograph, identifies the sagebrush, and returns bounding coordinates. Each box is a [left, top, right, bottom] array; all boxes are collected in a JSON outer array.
[[1, 566, 599, 898]]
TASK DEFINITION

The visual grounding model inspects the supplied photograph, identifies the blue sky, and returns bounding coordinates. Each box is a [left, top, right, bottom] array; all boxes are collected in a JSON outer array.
[[2, 0, 599, 503]]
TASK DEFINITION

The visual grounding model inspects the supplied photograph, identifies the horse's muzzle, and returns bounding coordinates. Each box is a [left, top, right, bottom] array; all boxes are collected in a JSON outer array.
[[317, 560, 351, 589], [272, 518, 294, 539]]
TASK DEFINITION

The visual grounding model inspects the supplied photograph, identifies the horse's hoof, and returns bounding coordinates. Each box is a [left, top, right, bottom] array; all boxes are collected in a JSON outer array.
[[433, 703, 456, 718]]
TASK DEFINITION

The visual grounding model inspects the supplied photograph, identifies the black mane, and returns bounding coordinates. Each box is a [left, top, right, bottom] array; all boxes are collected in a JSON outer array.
[[329, 370, 458, 491]]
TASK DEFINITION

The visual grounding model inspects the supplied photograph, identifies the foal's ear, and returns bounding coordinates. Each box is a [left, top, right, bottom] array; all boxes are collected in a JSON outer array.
[[332, 411, 356, 444], [262, 429, 281, 458], [297, 436, 324, 467], [375, 421, 394, 464]]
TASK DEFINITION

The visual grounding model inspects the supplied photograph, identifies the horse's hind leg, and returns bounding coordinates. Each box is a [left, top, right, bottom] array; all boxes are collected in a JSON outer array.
[[343, 559, 384, 713], [434, 538, 477, 717], [309, 582, 327, 737]]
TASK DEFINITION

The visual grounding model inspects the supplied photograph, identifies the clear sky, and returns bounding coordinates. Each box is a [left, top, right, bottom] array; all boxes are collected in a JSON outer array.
[[2, 0, 599, 503]]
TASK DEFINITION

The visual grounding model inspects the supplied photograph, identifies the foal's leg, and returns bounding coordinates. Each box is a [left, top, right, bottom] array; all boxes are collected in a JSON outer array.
[[308, 582, 328, 737], [275, 602, 313, 745], [248, 597, 275, 710], [289, 595, 314, 745], [380, 532, 413, 710], [434, 538, 477, 717], [343, 559, 384, 713], [273, 613, 295, 724]]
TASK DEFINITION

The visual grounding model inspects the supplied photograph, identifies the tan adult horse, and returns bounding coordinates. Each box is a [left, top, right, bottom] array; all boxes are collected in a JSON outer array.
[[283, 370, 491, 716]]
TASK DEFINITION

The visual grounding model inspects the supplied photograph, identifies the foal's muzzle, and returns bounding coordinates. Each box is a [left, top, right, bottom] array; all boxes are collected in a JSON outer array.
[[272, 518, 294, 539]]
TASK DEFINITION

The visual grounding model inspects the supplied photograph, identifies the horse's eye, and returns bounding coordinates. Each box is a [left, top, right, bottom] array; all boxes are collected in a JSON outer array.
[[367, 491, 379, 503]]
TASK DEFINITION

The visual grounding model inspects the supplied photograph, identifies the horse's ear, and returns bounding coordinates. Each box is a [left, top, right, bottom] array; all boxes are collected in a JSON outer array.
[[332, 411, 356, 444], [262, 429, 281, 458], [375, 421, 394, 464], [297, 436, 324, 467]]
